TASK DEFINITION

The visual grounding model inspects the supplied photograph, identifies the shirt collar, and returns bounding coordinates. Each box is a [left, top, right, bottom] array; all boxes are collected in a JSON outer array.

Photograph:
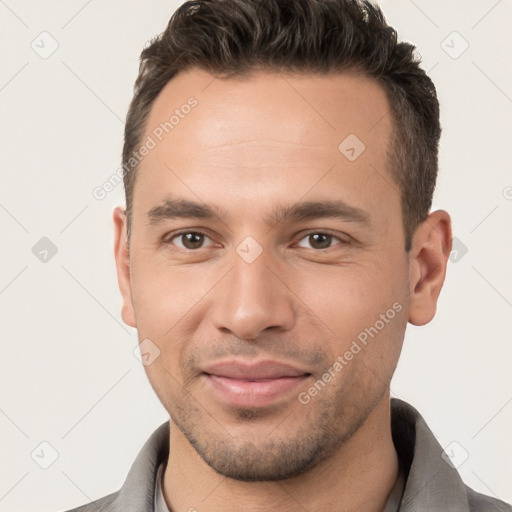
[[391, 399, 470, 511], [154, 462, 170, 512]]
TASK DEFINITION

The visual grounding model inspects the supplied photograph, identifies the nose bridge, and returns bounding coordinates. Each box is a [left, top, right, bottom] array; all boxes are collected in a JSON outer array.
[[211, 242, 295, 339]]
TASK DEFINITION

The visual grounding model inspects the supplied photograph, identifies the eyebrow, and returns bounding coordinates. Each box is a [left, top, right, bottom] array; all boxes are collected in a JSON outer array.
[[146, 198, 371, 228], [146, 199, 225, 225], [267, 199, 370, 227]]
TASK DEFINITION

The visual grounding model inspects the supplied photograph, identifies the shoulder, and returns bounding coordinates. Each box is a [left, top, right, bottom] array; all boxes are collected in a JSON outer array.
[[61, 491, 118, 512], [466, 486, 512, 512]]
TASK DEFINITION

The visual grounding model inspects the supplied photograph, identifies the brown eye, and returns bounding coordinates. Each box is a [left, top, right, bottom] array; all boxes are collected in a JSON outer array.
[[170, 232, 211, 250], [309, 233, 332, 249], [297, 233, 341, 250]]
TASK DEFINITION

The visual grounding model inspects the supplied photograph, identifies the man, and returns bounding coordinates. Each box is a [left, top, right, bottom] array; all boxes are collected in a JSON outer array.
[[66, 0, 511, 511]]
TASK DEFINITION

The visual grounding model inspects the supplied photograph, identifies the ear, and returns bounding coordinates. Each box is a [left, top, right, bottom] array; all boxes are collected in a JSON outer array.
[[113, 206, 137, 328], [408, 210, 452, 326]]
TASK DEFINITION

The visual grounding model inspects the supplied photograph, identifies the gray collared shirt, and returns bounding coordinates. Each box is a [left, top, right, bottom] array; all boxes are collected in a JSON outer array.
[[65, 399, 512, 512]]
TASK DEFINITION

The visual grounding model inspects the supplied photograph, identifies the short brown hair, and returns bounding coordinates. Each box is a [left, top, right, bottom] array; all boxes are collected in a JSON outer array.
[[122, 0, 441, 251]]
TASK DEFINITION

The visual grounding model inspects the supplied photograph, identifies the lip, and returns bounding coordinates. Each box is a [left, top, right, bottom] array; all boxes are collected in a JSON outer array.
[[202, 359, 310, 408], [202, 359, 309, 380]]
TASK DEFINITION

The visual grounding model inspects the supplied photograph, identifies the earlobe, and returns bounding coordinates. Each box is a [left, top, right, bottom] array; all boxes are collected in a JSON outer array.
[[408, 210, 452, 326], [113, 206, 137, 328]]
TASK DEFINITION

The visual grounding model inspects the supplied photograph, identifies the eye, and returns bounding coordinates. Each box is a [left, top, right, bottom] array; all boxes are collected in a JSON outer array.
[[296, 232, 344, 250], [166, 231, 217, 250]]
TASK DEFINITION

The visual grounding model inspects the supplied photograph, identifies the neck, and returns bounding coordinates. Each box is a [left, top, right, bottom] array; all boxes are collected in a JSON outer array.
[[163, 395, 399, 512]]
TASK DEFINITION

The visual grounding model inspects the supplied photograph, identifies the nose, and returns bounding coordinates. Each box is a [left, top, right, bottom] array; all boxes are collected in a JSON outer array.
[[210, 247, 296, 340]]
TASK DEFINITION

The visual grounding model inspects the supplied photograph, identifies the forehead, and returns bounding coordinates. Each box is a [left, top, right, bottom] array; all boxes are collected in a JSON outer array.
[[133, 67, 396, 225], [144, 67, 391, 151]]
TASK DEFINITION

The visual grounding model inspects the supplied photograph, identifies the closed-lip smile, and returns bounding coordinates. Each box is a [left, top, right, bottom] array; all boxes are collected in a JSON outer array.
[[201, 359, 311, 408]]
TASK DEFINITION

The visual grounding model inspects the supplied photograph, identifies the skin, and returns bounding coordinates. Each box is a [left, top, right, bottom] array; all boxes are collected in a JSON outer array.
[[113, 68, 452, 512]]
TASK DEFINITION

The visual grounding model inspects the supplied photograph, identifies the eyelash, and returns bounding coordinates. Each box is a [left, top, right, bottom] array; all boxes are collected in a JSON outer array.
[[164, 230, 219, 250], [163, 229, 347, 251]]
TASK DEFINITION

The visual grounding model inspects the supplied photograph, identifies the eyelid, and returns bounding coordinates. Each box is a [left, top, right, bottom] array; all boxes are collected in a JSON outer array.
[[294, 230, 348, 249], [163, 229, 220, 249]]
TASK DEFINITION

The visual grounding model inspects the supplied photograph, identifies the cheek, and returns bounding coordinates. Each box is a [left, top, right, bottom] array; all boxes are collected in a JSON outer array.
[[293, 262, 408, 373], [130, 253, 217, 336], [297, 264, 402, 324]]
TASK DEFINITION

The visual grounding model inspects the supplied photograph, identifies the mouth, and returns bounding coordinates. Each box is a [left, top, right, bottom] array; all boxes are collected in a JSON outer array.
[[201, 359, 311, 408]]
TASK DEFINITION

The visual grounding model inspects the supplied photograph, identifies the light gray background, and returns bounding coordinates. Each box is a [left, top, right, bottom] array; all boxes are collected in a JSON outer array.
[[0, 1, 511, 510]]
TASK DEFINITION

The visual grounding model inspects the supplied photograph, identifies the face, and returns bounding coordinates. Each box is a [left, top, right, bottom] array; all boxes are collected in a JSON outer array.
[[116, 68, 415, 481]]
